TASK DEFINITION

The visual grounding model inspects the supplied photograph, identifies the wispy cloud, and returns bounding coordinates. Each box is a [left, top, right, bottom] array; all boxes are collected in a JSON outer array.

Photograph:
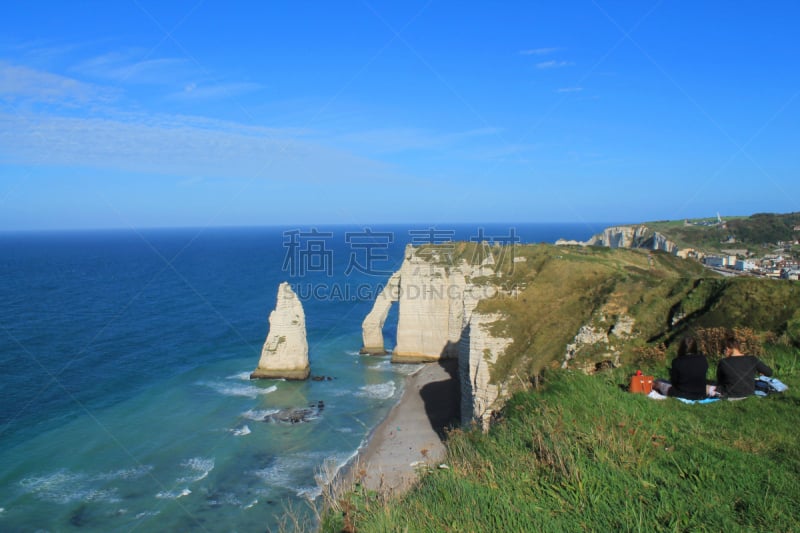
[[0, 62, 379, 184], [2, 40, 86, 64], [74, 51, 193, 85], [169, 81, 264, 100], [0, 61, 118, 105], [536, 60, 573, 69], [557, 87, 583, 93], [519, 47, 559, 56], [74, 51, 265, 99], [0, 111, 397, 184]]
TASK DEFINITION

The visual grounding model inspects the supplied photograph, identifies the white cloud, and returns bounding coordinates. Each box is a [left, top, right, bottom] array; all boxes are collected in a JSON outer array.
[[74, 51, 265, 99], [0, 62, 117, 105], [519, 47, 559, 56], [169, 81, 263, 100], [0, 111, 398, 184], [536, 60, 573, 69], [3, 41, 85, 64], [75, 51, 193, 85]]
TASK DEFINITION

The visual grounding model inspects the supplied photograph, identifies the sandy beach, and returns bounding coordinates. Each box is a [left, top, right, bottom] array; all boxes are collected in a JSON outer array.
[[348, 359, 460, 495]]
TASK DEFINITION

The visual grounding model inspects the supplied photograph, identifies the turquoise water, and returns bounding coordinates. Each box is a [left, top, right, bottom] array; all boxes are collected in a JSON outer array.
[[0, 224, 604, 531]]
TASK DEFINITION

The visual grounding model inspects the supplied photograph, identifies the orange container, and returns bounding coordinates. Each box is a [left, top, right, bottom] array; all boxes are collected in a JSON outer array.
[[629, 374, 654, 394]]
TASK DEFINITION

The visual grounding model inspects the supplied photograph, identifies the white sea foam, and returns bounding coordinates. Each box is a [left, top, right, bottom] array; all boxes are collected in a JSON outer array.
[[177, 457, 215, 483], [310, 450, 362, 496], [367, 361, 422, 375], [231, 425, 251, 436], [134, 510, 160, 520], [345, 350, 361, 356], [226, 371, 252, 381], [252, 451, 353, 502], [393, 363, 425, 375], [94, 465, 153, 481], [207, 492, 241, 506], [367, 360, 392, 371], [355, 381, 396, 400], [19, 470, 121, 504], [243, 499, 258, 510], [241, 408, 280, 421], [252, 459, 300, 489], [156, 488, 191, 499], [297, 486, 322, 499], [200, 381, 277, 398]]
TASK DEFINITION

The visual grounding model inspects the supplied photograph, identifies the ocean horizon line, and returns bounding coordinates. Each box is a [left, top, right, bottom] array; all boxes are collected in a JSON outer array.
[[0, 220, 630, 236]]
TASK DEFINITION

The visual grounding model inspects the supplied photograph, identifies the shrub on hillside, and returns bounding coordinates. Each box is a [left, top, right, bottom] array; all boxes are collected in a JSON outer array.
[[632, 342, 666, 365], [695, 326, 762, 362]]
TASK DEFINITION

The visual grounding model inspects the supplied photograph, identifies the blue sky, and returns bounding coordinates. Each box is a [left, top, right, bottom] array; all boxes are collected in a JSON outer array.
[[1, 1, 798, 230]]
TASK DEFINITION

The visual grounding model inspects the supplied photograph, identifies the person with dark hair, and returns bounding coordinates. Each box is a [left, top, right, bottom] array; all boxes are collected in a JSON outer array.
[[716, 335, 773, 399], [653, 336, 709, 400]]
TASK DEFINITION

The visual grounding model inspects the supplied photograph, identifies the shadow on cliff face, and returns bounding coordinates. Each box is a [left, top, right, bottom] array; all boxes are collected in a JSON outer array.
[[419, 358, 461, 440]]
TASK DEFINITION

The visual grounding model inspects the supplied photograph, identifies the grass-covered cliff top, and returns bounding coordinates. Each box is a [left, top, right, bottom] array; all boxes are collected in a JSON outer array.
[[326, 345, 800, 532], [646, 211, 800, 253], [321, 243, 800, 532], [410, 242, 800, 383], [471, 244, 799, 382]]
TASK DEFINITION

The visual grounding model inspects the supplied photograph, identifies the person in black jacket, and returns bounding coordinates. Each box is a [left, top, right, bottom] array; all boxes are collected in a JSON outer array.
[[654, 336, 709, 400], [716, 335, 773, 399]]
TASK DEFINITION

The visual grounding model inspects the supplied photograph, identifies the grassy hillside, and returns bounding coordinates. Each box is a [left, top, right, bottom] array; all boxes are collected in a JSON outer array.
[[319, 244, 800, 532], [469, 244, 799, 382], [647, 212, 800, 253], [326, 346, 800, 532]]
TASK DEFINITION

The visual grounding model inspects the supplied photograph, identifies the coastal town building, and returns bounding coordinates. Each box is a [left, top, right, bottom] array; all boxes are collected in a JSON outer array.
[[782, 269, 800, 281]]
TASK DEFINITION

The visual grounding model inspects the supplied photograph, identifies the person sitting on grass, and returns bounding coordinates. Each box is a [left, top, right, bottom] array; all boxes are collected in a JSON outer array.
[[716, 335, 773, 399], [653, 336, 709, 400]]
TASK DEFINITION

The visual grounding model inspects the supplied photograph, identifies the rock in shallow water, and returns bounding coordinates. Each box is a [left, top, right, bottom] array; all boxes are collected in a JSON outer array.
[[263, 401, 325, 424]]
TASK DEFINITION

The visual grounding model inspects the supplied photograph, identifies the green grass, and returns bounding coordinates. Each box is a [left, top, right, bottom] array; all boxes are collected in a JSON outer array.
[[473, 245, 715, 379], [646, 212, 800, 255], [324, 346, 800, 532], [452, 244, 800, 380]]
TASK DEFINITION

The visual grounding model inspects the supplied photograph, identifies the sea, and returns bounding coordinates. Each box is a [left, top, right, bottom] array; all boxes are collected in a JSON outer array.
[[0, 223, 608, 532]]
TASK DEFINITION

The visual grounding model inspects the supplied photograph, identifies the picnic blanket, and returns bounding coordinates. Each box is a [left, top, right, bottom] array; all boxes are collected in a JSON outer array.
[[646, 390, 719, 403]]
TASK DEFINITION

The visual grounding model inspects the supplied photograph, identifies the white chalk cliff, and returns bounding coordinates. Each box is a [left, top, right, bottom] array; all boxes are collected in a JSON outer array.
[[251, 282, 310, 380], [361, 245, 505, 429], [360, 272, 400, 355], [459, 311, 512, 431], [393, 245, 464, 362], [557, 225, 679, 254]]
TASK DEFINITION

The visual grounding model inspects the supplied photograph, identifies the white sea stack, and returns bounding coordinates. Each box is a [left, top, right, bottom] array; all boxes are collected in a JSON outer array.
[[251, 282, 310, 380], [360, 272, 401, 355]]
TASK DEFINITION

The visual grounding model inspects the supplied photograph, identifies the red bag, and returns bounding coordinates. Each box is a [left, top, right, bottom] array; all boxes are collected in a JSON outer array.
[[630, 374, 654, 394]]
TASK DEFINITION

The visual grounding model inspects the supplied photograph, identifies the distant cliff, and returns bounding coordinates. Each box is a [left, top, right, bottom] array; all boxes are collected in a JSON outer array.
[[557, 224, 679, 254]]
